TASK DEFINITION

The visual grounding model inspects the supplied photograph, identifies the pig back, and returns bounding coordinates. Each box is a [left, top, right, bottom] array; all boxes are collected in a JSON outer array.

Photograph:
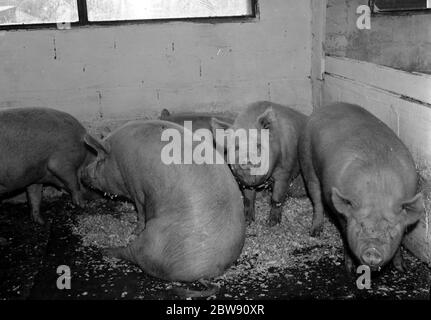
[[308, 103, 418, 200], [0, 108, 88, 191], [0, 107, 86, 154], [160, 111, 235, 131]]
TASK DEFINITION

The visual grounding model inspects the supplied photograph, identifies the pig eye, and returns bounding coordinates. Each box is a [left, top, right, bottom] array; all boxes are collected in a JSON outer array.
[[341, 198, 353, 207], [96, 158, 105, 167]]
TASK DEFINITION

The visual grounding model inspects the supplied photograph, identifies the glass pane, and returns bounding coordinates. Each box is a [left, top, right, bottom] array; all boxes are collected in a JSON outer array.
[[0, 0, 78, 25], [375, 0, 428, 10], [87, 0, 253, 21]]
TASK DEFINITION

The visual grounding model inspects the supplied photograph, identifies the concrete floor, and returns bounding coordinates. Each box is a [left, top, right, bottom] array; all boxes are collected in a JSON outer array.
[[0, 195, 429, 300]]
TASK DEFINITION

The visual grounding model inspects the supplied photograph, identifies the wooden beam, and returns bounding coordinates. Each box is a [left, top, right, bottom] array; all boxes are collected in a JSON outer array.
[[325, 55, 431, 106], [310, 0, 327, 111], [77, 0, 88, 24]]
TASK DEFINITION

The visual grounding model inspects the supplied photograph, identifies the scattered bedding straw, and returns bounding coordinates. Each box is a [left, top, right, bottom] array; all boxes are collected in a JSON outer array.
[[72, 193, 342, 284], [219, 194, 342, 283], [72, 200, 137, 248]]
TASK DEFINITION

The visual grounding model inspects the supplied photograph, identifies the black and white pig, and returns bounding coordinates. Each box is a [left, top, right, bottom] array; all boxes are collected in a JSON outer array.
[[299, 102, 424, 273], [82, 120, 245, 282], [211, 101, 308, 226], [0, 107, 95, 225]]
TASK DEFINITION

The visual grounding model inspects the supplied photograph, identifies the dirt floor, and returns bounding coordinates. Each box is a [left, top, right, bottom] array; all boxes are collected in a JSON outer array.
[[0, 191, 429, 300]]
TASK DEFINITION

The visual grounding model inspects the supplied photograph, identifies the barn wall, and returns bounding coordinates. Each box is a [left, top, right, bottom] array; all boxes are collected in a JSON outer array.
[[326, 0, 431, 74], [0, 0, 314, 124]]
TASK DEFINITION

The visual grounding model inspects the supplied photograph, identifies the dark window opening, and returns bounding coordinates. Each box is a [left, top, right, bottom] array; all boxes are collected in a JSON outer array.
[[370, 0, 431, 13]]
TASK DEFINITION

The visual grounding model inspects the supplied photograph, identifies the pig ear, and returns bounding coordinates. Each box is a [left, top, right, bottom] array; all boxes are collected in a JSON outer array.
[[84, 134, 110, 157], [160, 108, 170, 119], [401, 193, 424, 226], [210, 117, 233, 151], [211, 117, 233, 138], [211, 117, 232, 131], [331, 187, 356, 218], [257, 107, 277, 130]]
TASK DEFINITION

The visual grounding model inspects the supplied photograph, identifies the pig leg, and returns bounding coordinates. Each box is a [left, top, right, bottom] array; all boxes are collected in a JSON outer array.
[[392, 248, 406, 272], [268, 178, 289, 227], [299, 134, 325, 236], [26, 184, 45, 225], [300, 165, 324, 236], [242, 188, 256, 223], [48, 161, 84, 208], [104, 219, 167, 280], [308, 182, 325, 236], [344, 250, 356, 274]]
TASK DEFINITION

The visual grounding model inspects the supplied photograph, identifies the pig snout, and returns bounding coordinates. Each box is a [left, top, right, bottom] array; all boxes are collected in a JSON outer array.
[[361, 247, 383, 269], [238, 162, 258, 171], [233, 163, 261, 185]]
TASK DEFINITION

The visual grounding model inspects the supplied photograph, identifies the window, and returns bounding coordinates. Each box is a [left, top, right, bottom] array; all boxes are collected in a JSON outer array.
[[87, 0, 253, 21], [0, 0, 79, 25], [0, 0, 255, 28], [370, 0, 431, 12]]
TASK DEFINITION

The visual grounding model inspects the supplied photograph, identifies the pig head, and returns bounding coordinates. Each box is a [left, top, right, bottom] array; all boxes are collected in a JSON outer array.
[[211, 107, 277, 188], [81, 134, 127, 199], [331, 175, 424, 271]]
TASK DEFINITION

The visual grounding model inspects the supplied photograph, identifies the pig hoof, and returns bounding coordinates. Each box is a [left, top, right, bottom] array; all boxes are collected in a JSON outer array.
[[71, 195, 85, 209], [310, 226, 323, 237], [344, 253, 356, 274], [102, 247, 121, 259], [393, 260, 406, 273], [344, 260, 356, 275], [33, 216, 45, 226], [245, 215, 255, 225], [267, 216, 281, 227], [71, 202, 84, 209], [132, 225, 145, 236], [394, 264, 405, 273], [0, 237, 8, 246]]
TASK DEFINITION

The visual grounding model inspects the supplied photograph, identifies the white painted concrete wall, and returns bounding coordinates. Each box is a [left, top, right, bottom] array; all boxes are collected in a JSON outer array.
[[0, 0, 314, 123]]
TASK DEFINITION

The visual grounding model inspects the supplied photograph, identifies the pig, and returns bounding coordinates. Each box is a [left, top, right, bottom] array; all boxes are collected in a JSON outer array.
[[159, 109, 263, 224], [0, 107, 94, 225], [299, 102, 424, 273], [211, 101, 308, 226], [82, 120, 245, 283]]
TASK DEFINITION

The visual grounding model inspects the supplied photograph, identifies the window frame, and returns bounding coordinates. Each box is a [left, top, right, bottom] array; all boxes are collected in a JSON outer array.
[[0, 0, 259, 30], [369, 0, 431, 15]]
